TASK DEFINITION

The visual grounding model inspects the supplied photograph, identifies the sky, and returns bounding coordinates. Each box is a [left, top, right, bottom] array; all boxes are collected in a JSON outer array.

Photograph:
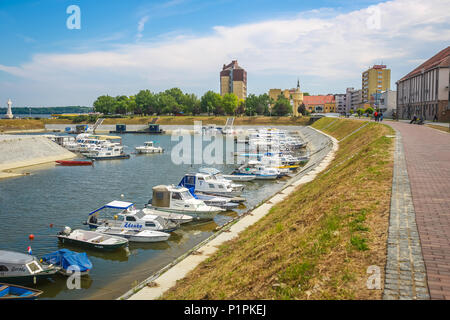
[[0, 0, 449, 108]]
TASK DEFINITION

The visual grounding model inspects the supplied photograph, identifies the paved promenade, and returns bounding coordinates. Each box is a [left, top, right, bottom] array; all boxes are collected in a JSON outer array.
[[387, 122, 450, 299]]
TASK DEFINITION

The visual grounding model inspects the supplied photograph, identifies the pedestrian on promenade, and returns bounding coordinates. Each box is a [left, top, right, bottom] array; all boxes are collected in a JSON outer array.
[[410, 114, 417, 124], [374, 111, 378, 122], [433, 114, 438, 122], [380, 112, 384, 122]]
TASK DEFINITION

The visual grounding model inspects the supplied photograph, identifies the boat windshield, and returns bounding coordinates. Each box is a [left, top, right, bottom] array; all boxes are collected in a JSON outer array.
[[180, 191, 193, 200], [133, 211, 145, 219]]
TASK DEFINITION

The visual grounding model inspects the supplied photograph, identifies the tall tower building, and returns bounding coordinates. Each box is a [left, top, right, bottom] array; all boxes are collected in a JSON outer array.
[[362, 65, 391, 107], [220, 60, 247, 100]]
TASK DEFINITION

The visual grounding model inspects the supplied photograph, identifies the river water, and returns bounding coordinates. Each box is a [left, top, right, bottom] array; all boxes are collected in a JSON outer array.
[[0, 131, 305, 299]]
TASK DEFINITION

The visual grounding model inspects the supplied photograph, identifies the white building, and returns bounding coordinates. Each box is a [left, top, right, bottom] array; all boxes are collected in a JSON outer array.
[[345, 88, 362, 113], [379, 90, 396, 118]]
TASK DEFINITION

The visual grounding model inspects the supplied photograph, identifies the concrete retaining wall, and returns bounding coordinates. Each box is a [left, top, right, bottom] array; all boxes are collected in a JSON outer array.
[[0, 135, 76, 178]]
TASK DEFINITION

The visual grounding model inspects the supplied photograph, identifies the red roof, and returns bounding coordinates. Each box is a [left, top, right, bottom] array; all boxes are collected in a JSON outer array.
[[400, 46, 450, 81], [303, 95, 335, 105]]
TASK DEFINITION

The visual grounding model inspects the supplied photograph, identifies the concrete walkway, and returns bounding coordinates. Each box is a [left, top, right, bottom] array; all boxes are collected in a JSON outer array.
[[386, 122, 450, 300]]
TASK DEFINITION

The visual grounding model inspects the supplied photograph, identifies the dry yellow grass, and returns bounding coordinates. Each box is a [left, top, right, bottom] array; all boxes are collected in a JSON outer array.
[[0, 119, 45, 132], [161, 118, 394, 300]]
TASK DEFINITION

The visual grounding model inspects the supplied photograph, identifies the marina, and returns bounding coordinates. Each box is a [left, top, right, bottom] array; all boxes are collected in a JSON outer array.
[[0, 127, 311, 299]]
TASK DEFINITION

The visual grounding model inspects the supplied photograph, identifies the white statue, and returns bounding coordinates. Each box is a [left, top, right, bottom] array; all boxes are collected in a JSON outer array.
[[5, 98, 13, 119]]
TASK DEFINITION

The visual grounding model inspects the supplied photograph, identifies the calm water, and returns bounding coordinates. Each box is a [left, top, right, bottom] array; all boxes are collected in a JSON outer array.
[[0, 132, 302, 299]]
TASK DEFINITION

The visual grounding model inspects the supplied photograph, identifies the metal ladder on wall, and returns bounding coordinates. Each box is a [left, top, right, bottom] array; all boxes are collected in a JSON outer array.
[[89, 118, 105, 133]]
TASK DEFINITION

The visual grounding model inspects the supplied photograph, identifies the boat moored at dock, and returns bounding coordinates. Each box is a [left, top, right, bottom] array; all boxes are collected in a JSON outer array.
[[57, 227, 129, 252], [0, 250, 61, 285], [86, 201, 179, 232], [0, 283, 43, 300], [95, 227, 170, 243], [41, 249, 92, 276], [147, 185, 225, 220]]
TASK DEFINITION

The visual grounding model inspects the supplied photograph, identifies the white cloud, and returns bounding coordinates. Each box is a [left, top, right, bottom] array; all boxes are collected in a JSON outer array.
[[1, 0, 449, 107]]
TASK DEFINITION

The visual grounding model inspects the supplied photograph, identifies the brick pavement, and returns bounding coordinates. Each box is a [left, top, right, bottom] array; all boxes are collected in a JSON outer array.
[[387, 122, 450, 300]]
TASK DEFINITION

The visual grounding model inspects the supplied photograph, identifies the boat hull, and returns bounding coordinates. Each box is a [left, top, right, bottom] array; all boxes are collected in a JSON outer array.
[[86, 154, 130, 160], [57, 236, 128, 252], [148, 206, 221, 221], [55, 160, 93, 166]]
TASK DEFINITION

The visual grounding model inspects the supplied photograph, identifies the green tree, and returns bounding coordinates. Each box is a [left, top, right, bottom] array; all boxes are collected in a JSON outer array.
[[365, 107, 374, 115], [356, 108, 365, 116], [135, 90, 158, 115], [297, 103, 307, 116], [201, 91, 222, 115], [236, 99, 245, 115], [272, 95, 292, 116], [93, 95, 116, 114], [222, 93, 239, 115], [115, 95, 129, 115]]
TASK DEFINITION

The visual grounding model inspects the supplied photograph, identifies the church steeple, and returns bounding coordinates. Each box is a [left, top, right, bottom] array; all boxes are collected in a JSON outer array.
[[297, 78, 300, 89]]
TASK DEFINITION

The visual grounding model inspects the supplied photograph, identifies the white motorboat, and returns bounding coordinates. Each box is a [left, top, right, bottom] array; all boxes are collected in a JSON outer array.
[[147, 185, 225, 220], [233, 161, 280, 180], [57, 227, 129, 252], [86, 201, 179, 232], [179, 172, 244, 197], [141, 207, 193, 224], [95, 226, 170, 243], [135, 141, 164, 154], [85, 145, 130, 160]]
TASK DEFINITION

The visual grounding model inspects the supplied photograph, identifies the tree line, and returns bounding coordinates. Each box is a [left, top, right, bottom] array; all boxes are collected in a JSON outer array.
[[93, 88, 295, 116]]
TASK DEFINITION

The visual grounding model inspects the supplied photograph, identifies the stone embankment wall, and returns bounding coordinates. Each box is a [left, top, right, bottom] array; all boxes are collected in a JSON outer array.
[[0, 135, 75, 178]]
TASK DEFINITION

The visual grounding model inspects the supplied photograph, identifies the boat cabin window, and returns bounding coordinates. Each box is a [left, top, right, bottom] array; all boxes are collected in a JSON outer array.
[[126, 216, 136, 222], [203, 176, 211, 181], [0, 265, 8, 272], [209, 184, 215, 189], [25, 261, 43, 274], [171, 192, 182, 200], [218, 184, 224, 189], [185, 176, 195, 185], [155, 192, 164, 200], [145, 222, 156, 228], [197, 177, 204, 182]]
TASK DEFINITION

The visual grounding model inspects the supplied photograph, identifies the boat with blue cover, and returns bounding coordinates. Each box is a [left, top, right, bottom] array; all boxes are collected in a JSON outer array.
[[41, 249, 93, 276], [0, 283, 43, 300]]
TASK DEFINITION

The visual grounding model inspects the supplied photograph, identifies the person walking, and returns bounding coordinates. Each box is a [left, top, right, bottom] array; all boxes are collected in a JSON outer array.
[[374, 111, 378, 122], [380, 112, 384, 122], [410, 114, 417, 124]]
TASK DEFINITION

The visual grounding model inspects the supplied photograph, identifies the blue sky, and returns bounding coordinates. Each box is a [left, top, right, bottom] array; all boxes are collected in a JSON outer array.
[[0, 0, 449, 107]]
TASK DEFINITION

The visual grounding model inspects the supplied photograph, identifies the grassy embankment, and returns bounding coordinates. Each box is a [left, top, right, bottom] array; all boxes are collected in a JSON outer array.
[[1, 116, 311, 132], [161, 118, 395, 300], [426, 124, 450, 133]]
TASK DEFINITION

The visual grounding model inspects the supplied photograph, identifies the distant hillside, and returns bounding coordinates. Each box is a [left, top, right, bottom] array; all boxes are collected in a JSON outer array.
[[0, 106, 93, 115]]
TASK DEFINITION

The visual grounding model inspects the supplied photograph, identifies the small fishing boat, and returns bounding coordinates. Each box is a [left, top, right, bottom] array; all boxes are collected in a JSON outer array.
[[55, 160, 93, 166], [135, 141, 164, 154], [86, 201, 179, 232], [57, 227, 129, 252], [41, 249, 92, 276], [141, 207, 193, 224], [0, 250, 61, 285], [190, 192, 239, 209], [0, 283, 43, 300], [96, 227, 170, 243], [147, 185, 225, 220]]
